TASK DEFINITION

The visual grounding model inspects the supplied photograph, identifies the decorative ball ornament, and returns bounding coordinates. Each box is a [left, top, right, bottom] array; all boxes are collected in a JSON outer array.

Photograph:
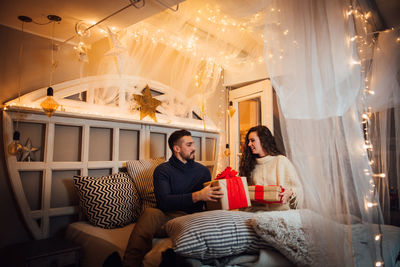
[[133, 84, 162, 122], [8, 131, 23, 156], [228, 101, 236, 117], [40, 87, 60, 117], [224, 144, 231, 157]]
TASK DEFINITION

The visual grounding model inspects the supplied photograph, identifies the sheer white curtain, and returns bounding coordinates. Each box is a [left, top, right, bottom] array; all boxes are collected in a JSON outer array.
[[88, 0, 398, 264], [368, 30, 400, 223], [263, 0, 384, 265]]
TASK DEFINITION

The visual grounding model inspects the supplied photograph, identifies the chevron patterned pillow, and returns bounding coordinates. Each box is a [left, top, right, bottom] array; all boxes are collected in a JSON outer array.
[[126, 158, 165, 213], [73, 173, 140, 229]]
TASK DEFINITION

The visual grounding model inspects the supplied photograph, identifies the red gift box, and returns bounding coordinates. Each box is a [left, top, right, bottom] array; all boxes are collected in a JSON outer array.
[[248, 185, 284, 204], [204, 167, 251, 210]]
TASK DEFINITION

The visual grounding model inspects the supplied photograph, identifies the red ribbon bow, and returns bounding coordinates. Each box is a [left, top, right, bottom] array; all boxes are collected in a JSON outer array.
[[215, 166, 239, 180]]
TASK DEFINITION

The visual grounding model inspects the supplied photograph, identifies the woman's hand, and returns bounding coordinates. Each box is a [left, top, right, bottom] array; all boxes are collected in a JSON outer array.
[[279, 188, 293, 204]]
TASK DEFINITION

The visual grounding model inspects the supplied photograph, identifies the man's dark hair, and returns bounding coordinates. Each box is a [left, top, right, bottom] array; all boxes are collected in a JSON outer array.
[[168, 129, 192, 152]]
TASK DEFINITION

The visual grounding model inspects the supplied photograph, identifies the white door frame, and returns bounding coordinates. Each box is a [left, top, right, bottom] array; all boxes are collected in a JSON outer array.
[[228, 79, 273, 170]]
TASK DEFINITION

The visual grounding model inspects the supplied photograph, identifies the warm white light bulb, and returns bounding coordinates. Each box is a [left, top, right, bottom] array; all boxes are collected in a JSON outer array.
[[363, 143, 373, 150], [375, 261, 383, 267], [350, 59, 361, 65], [374, 234, 381, 241]]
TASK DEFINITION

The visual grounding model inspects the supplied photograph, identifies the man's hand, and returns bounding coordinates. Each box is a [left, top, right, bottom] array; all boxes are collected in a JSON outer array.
[[192, 185, 224, 203]]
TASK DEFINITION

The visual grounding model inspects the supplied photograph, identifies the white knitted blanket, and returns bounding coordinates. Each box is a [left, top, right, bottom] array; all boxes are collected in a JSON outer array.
[[250, 209, 400, 267], [251, 209, 350, 267]]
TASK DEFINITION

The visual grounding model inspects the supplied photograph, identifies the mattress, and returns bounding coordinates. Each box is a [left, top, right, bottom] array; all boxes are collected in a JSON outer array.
[[65, 221, 294, 267]]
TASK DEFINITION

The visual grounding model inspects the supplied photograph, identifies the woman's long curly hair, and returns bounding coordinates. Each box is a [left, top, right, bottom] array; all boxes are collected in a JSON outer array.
[[239, 125, 283, 183]]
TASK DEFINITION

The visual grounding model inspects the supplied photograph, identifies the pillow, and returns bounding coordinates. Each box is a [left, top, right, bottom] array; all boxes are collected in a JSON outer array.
[[73, 172, 141, 229], [126, 158, 165, 212], [165, 210, 268, 259]]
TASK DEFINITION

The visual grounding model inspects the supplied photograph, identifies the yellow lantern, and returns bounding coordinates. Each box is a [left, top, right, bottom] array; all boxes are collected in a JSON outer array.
[[228, 101, 236, 117], [40, 87, 59, 117], [8, 131, 22, 155], [224, 144, 231, 157]]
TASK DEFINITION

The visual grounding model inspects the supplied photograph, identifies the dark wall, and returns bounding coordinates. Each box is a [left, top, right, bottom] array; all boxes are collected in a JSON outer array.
[[0, 24, 82, 248]]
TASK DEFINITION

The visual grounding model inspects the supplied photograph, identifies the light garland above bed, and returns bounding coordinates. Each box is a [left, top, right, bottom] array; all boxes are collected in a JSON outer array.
[[3, 74, 219, 132]]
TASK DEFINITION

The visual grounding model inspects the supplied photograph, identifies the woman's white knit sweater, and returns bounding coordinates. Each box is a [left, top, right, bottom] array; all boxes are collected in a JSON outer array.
[[250, 155, 303, 211]]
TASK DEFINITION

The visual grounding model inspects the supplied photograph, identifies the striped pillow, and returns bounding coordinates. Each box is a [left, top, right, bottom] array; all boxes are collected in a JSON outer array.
[[165, 210, 268, 259], [73, 173, 141, 229], [126, 158, 165, 212]]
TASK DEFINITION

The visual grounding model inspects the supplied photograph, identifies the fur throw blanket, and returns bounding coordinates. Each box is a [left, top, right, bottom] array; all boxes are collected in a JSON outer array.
[[250, 209, 400, 267], [250, 209, 349, 267]]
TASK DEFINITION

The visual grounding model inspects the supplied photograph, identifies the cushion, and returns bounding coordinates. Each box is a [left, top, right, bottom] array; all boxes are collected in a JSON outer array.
[[73, 172, 141, 228], [126, 158, 165, 212], [165, 210, 268, 259]]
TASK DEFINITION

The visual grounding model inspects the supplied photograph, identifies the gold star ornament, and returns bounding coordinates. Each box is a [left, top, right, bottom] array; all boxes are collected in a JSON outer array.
[[133, 85, 162, 122]]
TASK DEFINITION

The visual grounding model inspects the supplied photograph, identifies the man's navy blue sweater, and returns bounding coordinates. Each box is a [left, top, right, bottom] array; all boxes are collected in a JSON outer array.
[[153, 154, 211, 214]]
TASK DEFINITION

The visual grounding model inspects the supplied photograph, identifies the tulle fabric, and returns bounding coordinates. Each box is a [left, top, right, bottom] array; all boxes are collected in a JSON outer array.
[[89, 0, 398, 265], [263, 0, 386, 265], [368, 30, 400, 223], [93, 0, 267, 118]]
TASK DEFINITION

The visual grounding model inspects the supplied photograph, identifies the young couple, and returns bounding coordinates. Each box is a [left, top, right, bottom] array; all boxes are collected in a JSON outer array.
[[123, 126, 303, 266]]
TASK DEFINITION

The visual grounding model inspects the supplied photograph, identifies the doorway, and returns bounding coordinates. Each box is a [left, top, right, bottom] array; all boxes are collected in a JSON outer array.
[[228, 79, 273, 170]]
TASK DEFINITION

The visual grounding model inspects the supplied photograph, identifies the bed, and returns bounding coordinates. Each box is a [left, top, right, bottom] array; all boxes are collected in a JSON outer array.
[[65, 159, 400, 267], [65, 208, 400, 267], [65, 214, 294, 267]]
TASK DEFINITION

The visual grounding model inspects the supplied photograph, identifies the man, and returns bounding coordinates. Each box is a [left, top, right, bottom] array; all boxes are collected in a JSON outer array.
[[123, 129, 223, 267]]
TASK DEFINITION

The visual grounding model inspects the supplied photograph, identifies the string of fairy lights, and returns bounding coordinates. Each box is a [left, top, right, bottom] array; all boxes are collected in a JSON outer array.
[[347, 2, 400, 266], [5, 1, 268, 161]]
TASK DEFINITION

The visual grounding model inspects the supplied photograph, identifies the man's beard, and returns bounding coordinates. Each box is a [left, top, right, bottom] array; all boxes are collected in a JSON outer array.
[[181, 151, 195, 161]]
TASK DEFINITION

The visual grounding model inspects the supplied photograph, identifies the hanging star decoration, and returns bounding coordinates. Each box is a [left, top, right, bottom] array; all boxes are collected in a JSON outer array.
[[20, 138, 39, 162], [133, 85, 162, 122], [104, 27, 128, 75]]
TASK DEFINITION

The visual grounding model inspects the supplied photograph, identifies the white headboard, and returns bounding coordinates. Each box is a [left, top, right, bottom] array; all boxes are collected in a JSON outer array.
[[3, 109, 220, 239]]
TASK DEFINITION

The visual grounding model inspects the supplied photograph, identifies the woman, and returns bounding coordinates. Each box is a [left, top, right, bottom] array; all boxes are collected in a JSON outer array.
[[239, 125, 303, 211]]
